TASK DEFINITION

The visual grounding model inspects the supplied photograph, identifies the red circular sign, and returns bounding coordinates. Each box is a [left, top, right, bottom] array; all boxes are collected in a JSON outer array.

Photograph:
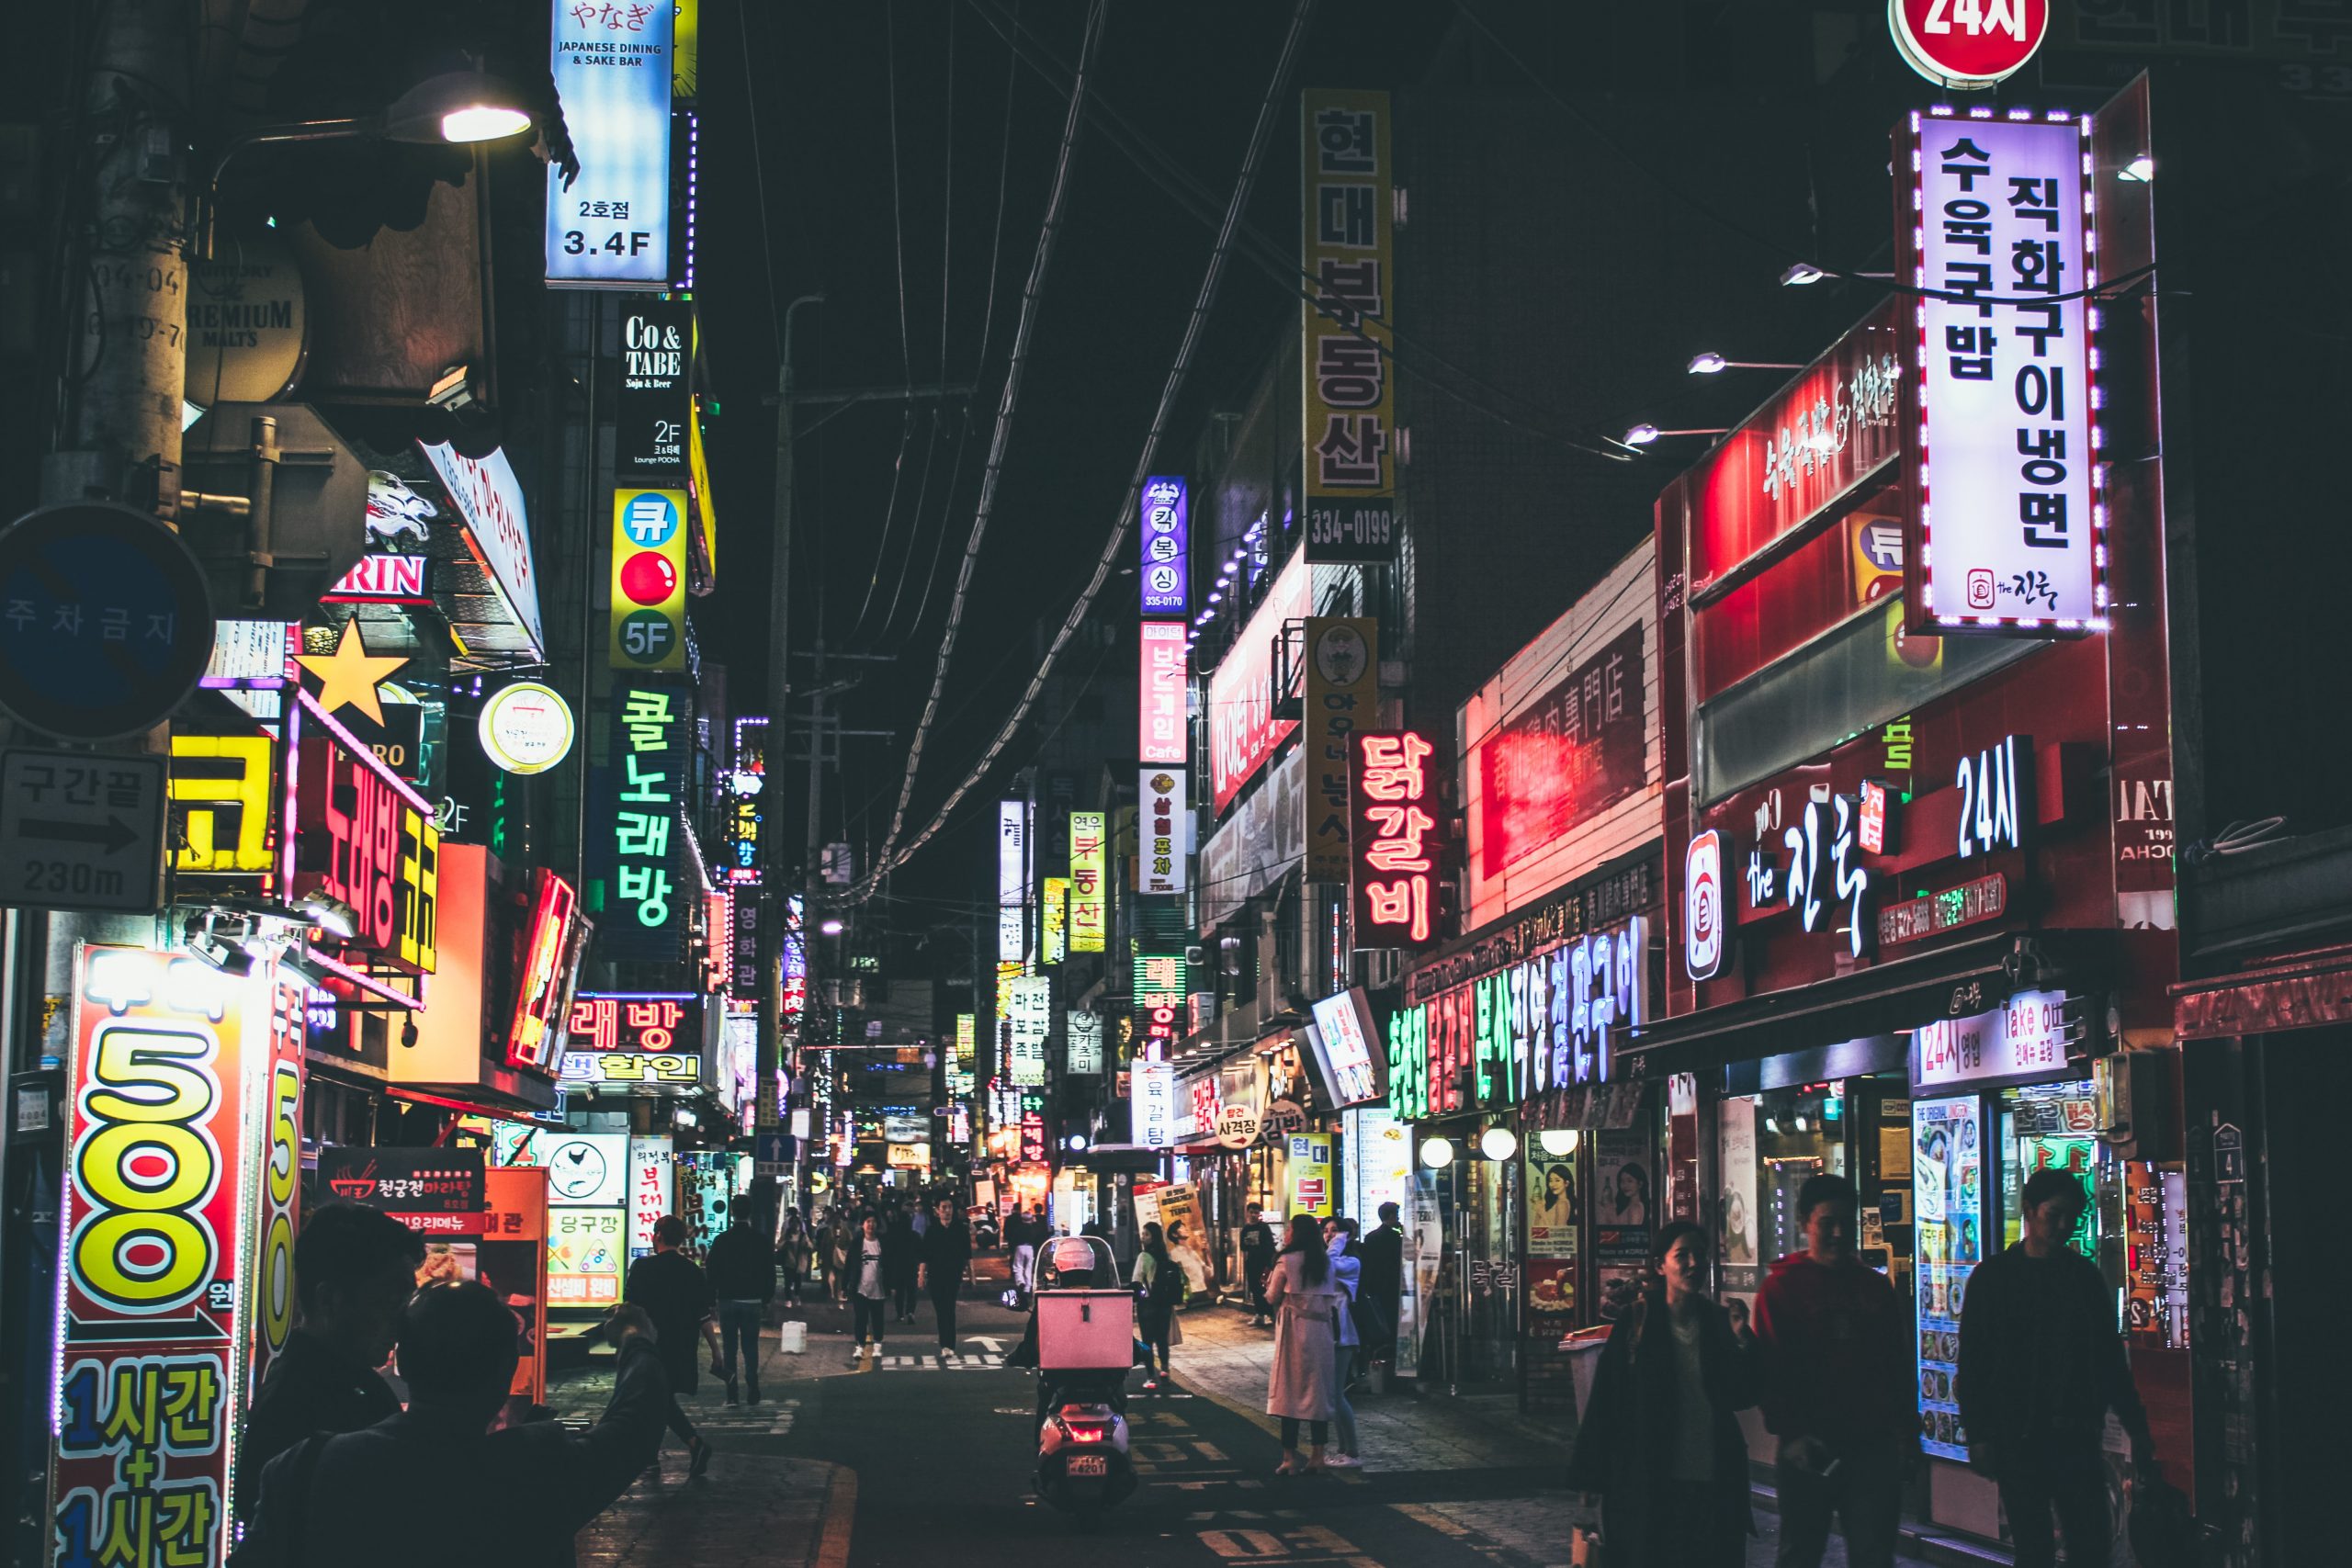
[[618, 550, 678, 606], [1889, 0, 2048, 90]]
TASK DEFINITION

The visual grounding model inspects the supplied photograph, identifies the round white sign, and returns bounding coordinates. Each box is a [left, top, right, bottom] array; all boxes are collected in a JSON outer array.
[[479, 681, 576, 774], [1214, 1107, 1261, 1150]]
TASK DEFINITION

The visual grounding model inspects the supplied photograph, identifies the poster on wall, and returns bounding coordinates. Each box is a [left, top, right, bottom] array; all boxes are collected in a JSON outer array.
[[1590, 1127, 1654, 1321], [1914, 1094, 1981, 1461], [1525, 1146, 1580, 1260], [1396, 1176, 1442, 1380], [1718, 1097, 1761, 1297]]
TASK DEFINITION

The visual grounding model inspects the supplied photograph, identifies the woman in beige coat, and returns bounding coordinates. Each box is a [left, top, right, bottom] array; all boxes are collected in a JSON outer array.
[[1263, 1214, 1345, 1474]]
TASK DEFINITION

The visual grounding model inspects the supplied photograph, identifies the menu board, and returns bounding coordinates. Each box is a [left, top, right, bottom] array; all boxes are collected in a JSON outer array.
[[1914, 1094, 1982, 1461], [547, 1208, 626, 1307]]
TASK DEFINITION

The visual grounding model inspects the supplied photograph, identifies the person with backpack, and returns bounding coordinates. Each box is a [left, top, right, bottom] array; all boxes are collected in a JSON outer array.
[[1132, 1221, 1184, 1391], [1566, 1221, 1760, 1567], [1958, 1168, 2157, 1568], [702, 1203, 775, 1405], [231, 1288, 667, 1567]]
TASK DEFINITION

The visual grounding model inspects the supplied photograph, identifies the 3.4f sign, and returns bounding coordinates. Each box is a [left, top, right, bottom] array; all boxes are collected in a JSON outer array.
[[1889, 0, 2048, 91]]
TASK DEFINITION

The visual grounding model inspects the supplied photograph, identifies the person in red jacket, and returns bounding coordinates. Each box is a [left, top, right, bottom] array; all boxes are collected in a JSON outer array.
[[1751, 1173, 1913, 1568]]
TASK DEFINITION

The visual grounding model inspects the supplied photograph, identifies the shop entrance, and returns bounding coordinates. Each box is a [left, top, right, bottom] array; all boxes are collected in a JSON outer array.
[[1425, 1150, 1519, 1394]]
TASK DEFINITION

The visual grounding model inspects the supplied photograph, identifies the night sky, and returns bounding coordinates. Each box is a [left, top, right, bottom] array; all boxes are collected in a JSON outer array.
[[691, 1, 1454, 903]]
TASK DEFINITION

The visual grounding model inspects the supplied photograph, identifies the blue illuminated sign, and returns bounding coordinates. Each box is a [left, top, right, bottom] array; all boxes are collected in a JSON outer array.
[[1140, 477, 1188, 615]]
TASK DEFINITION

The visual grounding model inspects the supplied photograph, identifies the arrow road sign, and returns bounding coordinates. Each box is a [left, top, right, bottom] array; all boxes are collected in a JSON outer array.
[[0, 750, 167, 913]]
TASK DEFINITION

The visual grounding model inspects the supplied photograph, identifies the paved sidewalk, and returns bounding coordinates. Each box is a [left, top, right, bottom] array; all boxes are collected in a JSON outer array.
[[1162, 1302, 1953, 1568], [575, 1449, 851, 1568]]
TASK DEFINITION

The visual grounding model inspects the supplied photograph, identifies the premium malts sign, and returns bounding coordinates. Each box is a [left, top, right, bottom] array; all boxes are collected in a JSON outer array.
[[547, 0, 674, 288], [1300, 89, 1396, 565], [611, 489, 689, 670], [1902, 108, 2104, 634], [616, 299, 693, 472]]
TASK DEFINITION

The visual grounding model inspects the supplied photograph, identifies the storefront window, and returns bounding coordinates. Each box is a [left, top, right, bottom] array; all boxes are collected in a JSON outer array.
[[1718, 1087, 1850, 1302], [1913, 1094, 1982, 1461], [1996, 1079, 2100, 1256]]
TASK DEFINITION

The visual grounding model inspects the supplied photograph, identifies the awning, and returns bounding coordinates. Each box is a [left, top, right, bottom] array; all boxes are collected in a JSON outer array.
[[2173, 943, 2352, 1040], [1619, 931, 2113, 1077]]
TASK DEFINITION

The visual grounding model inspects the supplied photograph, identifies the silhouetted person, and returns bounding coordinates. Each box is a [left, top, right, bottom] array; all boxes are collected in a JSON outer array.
[[919, 1195, 973, 1356], [704, 1204, 775, 1405], [237, 1202, 424, 1511], [627, 1215, 718, 1476], [232, 1287, 667, 1566]]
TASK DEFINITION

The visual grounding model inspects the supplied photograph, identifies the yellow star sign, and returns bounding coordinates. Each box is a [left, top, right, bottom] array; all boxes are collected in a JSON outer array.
[[296, 619, 408, 727]]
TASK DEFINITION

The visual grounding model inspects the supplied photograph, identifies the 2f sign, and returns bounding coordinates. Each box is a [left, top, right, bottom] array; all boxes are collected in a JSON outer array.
[[1890, 0, 2049, 90]]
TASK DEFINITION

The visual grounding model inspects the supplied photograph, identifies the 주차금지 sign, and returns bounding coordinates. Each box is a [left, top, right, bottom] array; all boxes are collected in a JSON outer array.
[[1903, 108, 2103, 634]]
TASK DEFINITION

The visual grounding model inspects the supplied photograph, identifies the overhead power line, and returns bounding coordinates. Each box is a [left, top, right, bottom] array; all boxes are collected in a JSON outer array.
[[870, 0, 1108, 882], [856, 0, 1320, 899]]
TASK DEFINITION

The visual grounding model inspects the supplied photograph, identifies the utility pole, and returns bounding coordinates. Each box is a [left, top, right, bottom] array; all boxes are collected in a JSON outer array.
[[752, 287, 969, 1201], [50, 0, 190, 513]]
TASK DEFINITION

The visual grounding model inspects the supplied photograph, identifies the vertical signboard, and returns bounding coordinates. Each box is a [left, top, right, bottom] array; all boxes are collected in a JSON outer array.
[[1133, 1060, 1179, 1148], [1208, 551, 1311, 811], [1351, 730, 1441, 951], [1139, 622, 1188, 765], [997, 800, 1029, 961], [628, 1135, 673, 1258], [610, 489, 689, 671], [1303, 616, 1376, 881], [1139, 477, 1189, 615], [1901, 108, 2104, 633], [547, 0, 674, 288], [1300, 89, 1396, 565], [595, 684, 684, 963], [247, 970, 305, 1404], [53, 947, 268, 1565], [616, 299, 693, 473], [1041, 876, 1069, 964], [1069, 811, 1106, 953], [291, 698, 442, 976], [1139, 767, 1188, 896], [1007, 976, 1052, 1087]]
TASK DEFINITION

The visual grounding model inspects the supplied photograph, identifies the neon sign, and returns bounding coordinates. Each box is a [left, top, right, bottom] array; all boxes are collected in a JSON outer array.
[[1351, 730, 1439, 949]]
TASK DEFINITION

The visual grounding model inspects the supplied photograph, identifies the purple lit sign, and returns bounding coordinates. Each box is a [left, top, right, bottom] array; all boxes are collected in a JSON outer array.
[[1140, 477, 1188, 615]]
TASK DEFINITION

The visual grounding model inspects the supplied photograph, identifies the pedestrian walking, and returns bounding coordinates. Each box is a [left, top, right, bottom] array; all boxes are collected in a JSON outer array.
[[1321, 1217, 1363, 1467], [236, 1202, 427, 1508], [851, 1213, 889, 1356], [1238, 1202, 1277, 1325], [776, 1208, 813, 1307], [885, 1201, 921, 1322], [625, 1215, 718, 1478], [919, 1194, 974, 1357], [1265, 1214, 1345, 1476], [1131, 1221, 1182, 1390], [1166, 1219, 1209, 1304], [1566, 1221, 1760, 1568], [1752, 1173, 1912, 1568], [231, 1288, 668, 1568], [1009, 1205, 1039, 1299], [829, 1208, 855, 1303], [704, 1203, 775, 1405], [1357, 1201, 1404, 1370], [1958, 1168, 2158, 1568]]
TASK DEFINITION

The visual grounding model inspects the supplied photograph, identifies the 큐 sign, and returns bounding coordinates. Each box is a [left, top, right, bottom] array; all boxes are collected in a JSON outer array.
[[610, 490, 688, 670]]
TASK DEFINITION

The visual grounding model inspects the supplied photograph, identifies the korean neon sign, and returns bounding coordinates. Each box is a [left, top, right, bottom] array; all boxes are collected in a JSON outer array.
[[1140, 621, 1188, 765], [507, 872, 583, 1072], [1139, 477, 1189, 614], [567, 994, 698, 1054], [1351, 730, 1439, 950], [1069, 811, 1106, 953], [601, 685, 682, 959], [291, 692, 439, 975]]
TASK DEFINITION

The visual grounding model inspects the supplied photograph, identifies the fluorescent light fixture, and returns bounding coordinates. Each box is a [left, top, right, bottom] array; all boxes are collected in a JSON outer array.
[[2119, 154, 2154, 184], [381, 72, 536, 144], [295, 891, 360, 941], [1623, 424, 1661, 446], [820, 918, 844, 935], [1780, 262, 1826, 287], [1688, 352, 1728, 375]]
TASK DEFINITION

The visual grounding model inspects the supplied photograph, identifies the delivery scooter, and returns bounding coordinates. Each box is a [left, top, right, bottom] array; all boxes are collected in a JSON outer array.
[[1019, 1235, 1138, 1526]]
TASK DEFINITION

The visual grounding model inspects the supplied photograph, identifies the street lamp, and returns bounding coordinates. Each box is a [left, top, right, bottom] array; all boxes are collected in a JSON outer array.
[[1622, 424, 1730, 448], [1688, 353, 1804, 375], [199, 70, 537, 260]]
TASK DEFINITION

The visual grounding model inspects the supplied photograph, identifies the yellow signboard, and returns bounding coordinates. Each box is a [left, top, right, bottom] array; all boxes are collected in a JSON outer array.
[[688, 392, 718, 585], [610, 488, 689, 671], [1042, 876, 1069, 964], [1069, 811, 1106, 953], [168, 735, 275, 873]]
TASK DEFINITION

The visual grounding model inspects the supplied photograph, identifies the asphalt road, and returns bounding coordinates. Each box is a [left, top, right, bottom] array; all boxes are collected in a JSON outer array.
[[561, 1288, 1568, 1568]]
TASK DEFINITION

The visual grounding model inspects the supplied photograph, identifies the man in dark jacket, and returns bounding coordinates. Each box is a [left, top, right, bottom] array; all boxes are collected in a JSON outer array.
[[918, 1195, 974, 1356], [232, 1286, 668, 1567], [1959, 1168, 2154, 1568], [1356, 1202, 1406, 1361], [236, 1202, 424, 1512], [1237, 1203, 1278, 1326], [703, 1204, 776, 1405], [884, 1201, 922, 1321], [626, 1215, 717, 1476], [1752, 1173, 1913, 1568]]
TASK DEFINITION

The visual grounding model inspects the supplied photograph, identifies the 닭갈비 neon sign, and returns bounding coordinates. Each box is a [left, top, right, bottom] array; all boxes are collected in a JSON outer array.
[[1351, 730, 1440, 950]]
